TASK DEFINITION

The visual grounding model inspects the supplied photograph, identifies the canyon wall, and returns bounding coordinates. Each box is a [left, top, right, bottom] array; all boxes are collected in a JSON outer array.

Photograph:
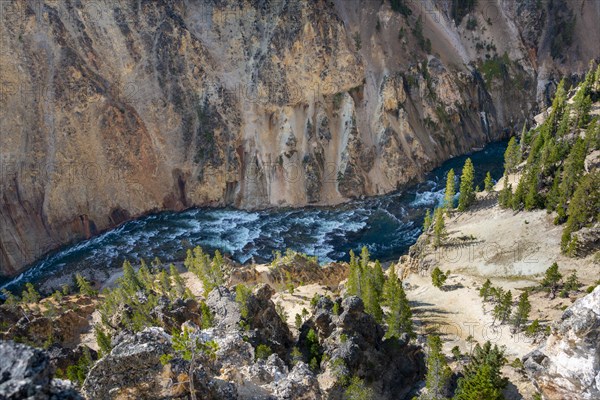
[[1, 0, 599, 276]]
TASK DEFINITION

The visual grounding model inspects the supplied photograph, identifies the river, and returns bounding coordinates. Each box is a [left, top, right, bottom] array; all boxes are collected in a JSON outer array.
[[1, 141, 507, 291]]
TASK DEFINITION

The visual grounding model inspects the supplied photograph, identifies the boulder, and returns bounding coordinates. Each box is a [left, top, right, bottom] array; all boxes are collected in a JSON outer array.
[[0, 340, 82, 399], [524, 286, 600, 399]]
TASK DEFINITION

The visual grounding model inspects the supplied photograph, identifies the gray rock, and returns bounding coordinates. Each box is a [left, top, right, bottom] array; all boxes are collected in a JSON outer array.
[[524, 286, 600, 400], [0, 340, 82, 400]]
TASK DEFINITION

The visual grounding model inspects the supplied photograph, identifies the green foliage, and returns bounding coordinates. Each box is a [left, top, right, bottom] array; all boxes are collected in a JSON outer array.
[[451, 346, 462, 361], [458, 158, 475, 211], [66, 347, 93, 386], [306, 328, 323, 372], [512, 291, 531, 331], [525, 319, 541, 337], [431, 267, 447, 289], [333, 302, 341, 316], [384, 266, 414, 339], [479, 279, 492, 302], [171, 326, 218, 363], [255, 344, 272, 360], [424, 335, 451, 399], [492, 290, 512, 324], [564, 271, 581, 292], [498, 176, 513, 208], [285, 271, 295, 295], [503, 137, 521, 174], [433, 208, 447, 248], [479, 53, 510, 86], [444, 169, 456, 210], [561, 172, 600, 254], [75, 274, 97, 296], [95, 325, 112, 357], [484, 172, 494, 192], [184, 247, 225, 296], [291, 346, 303, 365], [235, 284, 252, 322], [541, 262, 562, 298], [454, 341, 507, 400], [21, 282, 40, 304], [344, 376, 374, 400], [423, 209, 432, 231]]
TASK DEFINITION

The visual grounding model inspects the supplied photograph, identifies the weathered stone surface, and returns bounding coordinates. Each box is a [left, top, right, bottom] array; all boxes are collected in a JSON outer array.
[[0, 340, 82, 400], [524, 286, 600, 400]]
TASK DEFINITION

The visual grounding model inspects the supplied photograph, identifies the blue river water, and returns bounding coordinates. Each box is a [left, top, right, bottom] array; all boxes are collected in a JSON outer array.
[[1, 141, 507, 290]]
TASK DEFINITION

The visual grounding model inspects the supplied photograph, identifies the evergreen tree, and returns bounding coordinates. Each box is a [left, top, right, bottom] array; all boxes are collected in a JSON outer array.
[[564, 271, 581, 292], [498, 176, 513, 208], [423, 335, 451, 400], [561, 172, 600, 253], [484, 172, 494, 192], [433, 208, 447, 247], [556, 138, 588, 221], [492, 290, 512, 324], [503, 137, 521, 174], [423, 209, 433, 231], [458, 158, 475, 211], [169, 264, 186, 298], [21, 282, 40, 304], [122, 260, 142, 295], [511, 176, 525, 210], [383, 266, 414, 339], [346, 250, 362, 297], [95, 325, 112, 357], [431, 267, 447, 290], [524, 166, 542, 210], [75, 274, 96, 296], [444, 168, 456, 210], [541, 262, 562, 298], [373, 260, 385, 298], [344, 376, 374, 400], [512, 291, 531, 331], [455, 341, 507, 400], [479, 279, 493, 302]]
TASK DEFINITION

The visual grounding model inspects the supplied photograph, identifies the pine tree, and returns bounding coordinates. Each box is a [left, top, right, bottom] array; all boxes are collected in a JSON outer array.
[[492, 290, 512, 324], [363, 272, 383, 323], [561, 172, 600, 253], [122, 260, 142, 294], [346, 250, 361, 297], [542, 262, 562, 298], [444, 168, 456, 210], [511, 176, 525, 210], [75, 274, 96, 296], [512, 291, 531, 331], [423, 335, 451, 400], [484, 172, 494, 192], [524, 166, 542, 210], [384, 266, 414, 339], [455, 341, 507, 400], [433, 208, 447, 247], [373, 260, 385, 298], [479, 279, 492, 302], [431, 267, 447, 290], [504, 137, 521, 174], [95, 325, 112, 357], [423, 209, 432, 231], [458, 158, 475, 211], [169, 264, 186, 298], [564, 271, 581, 292], [498, 176, 513, 208], [21, 282, 40, 304]]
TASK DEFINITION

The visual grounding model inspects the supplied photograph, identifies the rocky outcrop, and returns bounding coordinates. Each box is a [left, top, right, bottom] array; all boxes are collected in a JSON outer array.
[[524, 286, 600, 400], [0, 340, 82, 399], [308, 296, 425, 399], [1, 0, 599, 277], [206, 284, 293, 359]]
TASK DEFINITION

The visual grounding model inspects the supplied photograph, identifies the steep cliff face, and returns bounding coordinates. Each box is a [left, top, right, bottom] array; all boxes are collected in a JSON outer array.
[[1, 0, 599, 276]]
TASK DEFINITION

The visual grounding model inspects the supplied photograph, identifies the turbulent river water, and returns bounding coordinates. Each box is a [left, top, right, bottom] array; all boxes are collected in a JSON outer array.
[[2, 141, 507, 290]]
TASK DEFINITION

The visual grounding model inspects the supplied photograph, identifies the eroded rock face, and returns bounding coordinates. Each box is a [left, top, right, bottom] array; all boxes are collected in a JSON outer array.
[[2, 0, 599, 276], [0, 340, 82, 400], [524, 286, 600, 400]]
